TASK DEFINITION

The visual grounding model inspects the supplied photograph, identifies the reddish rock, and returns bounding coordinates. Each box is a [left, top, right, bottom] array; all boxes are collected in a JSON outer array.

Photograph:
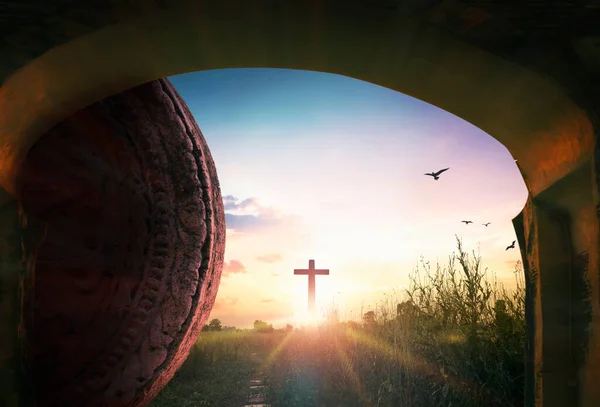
[[18, 78, 225, 407]]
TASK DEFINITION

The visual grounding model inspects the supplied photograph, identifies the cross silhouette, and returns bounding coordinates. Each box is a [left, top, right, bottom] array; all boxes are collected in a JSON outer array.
[[294, 259, 329, 315]]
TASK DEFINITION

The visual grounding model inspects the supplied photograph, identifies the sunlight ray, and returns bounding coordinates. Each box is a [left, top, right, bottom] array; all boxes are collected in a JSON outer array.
[[344, 327, 422, 368], [261, 330, 295, 369], [343, 327, 484, 400], [333, 336, 369, 406]]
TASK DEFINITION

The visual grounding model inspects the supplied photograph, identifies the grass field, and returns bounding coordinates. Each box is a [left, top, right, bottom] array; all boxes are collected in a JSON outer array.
[[149, 237, 525, 407], [148, 331, 277, 407]]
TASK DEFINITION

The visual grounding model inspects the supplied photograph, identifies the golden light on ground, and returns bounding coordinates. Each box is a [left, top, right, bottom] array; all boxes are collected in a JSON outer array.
[[261, 330, 295, 369], [333, 339, 369, 405], [343, 327, 481, 398]]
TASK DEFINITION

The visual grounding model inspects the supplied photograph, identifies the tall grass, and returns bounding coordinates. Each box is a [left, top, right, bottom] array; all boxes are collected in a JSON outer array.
[[176, 331, 279, 380], [149, 331, 280, 407], [265, 236, 526, 406]]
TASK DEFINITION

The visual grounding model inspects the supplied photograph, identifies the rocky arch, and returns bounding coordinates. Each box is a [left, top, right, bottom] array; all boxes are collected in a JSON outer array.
[[0, 1, 598, 407]]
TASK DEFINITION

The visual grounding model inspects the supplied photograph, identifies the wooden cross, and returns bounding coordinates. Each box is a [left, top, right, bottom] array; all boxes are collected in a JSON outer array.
[[294, 259, 329, 315]]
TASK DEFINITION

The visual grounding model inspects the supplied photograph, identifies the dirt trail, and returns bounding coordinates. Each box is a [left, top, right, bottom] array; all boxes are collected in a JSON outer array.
[[241, 352, 270, 407]]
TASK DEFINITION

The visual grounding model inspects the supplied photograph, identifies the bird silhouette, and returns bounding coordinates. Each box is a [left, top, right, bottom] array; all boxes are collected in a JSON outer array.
[[461, 220, 473, 225], [424, 167, 449, 180], [483, 222, 491, 227], [506, 240, 516, 251]]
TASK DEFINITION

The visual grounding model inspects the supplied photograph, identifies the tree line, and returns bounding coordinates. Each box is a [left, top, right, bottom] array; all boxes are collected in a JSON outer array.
[[201, 318, 294, 333]]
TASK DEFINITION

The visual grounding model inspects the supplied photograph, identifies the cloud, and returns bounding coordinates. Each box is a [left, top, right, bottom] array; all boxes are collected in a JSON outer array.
[[224, 297, 240, 306], [223, 195, 260, 211], [261, 298, 275, 303], [256, 253, 283, 263], [226, 213, 280, 231], [223, 195, 284, 232], [223, 260, 247, 275]]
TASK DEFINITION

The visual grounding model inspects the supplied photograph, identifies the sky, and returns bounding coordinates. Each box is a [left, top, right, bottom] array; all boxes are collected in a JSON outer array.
[[169, 68, 528, 329]]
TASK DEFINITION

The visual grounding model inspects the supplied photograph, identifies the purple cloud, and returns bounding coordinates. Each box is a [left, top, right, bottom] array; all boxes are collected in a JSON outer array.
[[223, 260, 247, 275]]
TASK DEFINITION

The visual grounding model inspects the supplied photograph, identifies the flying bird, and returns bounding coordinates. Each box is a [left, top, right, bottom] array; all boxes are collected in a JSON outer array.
[[424, 167, 449, 180], [506, 240, 516, 251], [461, 220, 473, 225], [483, 222, 491, 227]]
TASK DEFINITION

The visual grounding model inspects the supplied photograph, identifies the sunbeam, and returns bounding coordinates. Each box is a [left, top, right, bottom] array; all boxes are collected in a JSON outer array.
[[333, 337, 369, 406], [343, 327, 494, 403], [261, 330, 296, 369]]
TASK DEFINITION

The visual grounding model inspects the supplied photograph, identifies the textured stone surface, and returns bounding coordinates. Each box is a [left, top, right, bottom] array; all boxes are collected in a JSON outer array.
[[0, 197, 45, 407], [17, 78, 225, 407], [0, 0, 599, 92], [514, 164, 600, 407]]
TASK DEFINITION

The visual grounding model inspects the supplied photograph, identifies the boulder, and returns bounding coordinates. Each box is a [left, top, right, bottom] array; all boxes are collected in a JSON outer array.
[[18, 78, 225, 407]]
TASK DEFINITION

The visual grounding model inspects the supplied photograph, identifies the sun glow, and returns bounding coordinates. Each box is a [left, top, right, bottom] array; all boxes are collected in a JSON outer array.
[[290, 307, 322, 327]]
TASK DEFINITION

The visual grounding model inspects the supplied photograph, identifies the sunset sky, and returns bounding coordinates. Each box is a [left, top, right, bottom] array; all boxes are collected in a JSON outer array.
[[169, 68, 528, 329]]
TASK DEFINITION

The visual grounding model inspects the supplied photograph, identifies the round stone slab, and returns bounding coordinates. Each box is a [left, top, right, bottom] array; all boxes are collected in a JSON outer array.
[[18, 78, 225, 407]]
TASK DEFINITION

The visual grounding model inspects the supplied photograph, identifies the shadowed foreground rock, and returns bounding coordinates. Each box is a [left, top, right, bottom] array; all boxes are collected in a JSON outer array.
[[17, 78, 226, 407]]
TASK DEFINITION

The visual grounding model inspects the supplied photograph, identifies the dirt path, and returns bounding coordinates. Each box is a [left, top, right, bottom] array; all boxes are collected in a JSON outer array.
[[242, 352, 270, 407]]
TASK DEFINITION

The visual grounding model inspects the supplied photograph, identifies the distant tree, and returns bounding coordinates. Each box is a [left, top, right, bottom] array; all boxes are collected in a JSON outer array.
[[396, 300, 419, 318], [362, 310, 376, 326], [285, 324, 294, 333], [254, 319, 274, 333], [207, 318, 222, 332], [222, 325, 236, 332]]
